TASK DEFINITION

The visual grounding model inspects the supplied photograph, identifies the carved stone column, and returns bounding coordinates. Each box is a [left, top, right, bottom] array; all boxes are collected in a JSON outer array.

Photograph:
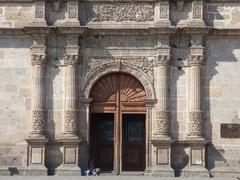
[[25, 34, 48, 175], [152, 35, 174, 176], [182, 35, 208, 177], [33, 0, 47, 26], [56, 35, 81, 175], [189, 0, 205, 27], [154, 0, 171, 27]]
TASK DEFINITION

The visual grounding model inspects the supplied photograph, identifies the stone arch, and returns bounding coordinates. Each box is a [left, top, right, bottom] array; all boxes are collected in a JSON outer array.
[[82, 62, 155, 99]]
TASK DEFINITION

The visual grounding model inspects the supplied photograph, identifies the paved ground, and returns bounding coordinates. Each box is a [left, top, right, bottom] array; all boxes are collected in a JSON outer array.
[[0, 177, 239, 180]]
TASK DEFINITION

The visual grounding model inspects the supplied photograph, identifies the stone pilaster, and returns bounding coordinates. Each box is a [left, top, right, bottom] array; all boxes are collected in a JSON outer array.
[[152, 35, 174, 176], [183, 35, 208, 177], [25, 34, 48, 175], [189, 0, 205, 27], [154, 0, 171, 27], [56, 35, 81, 175], [33, 0, 47, 26], [66, 0, 80, 25]]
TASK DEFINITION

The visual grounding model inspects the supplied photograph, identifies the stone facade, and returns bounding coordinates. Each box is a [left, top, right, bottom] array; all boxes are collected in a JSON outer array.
[[0, 0, 240, 177]]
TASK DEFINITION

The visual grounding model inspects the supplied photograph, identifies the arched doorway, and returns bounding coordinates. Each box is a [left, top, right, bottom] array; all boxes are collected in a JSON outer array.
[[89, 73, 147, 174]]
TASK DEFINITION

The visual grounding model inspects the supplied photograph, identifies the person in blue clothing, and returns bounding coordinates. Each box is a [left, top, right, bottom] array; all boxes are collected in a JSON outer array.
[[86, 159, 101, 176]]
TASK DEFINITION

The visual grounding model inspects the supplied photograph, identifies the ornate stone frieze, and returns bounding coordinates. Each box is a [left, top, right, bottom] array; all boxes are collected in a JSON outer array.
[[155, 55, 171, 66], [31, 54, 47, 65], [64, 110, 78, 134], [155, 111, 170, 135], [31, 110, 47, 136], [187, 55, 205, 66], [189, 111, 202, 136], [80, 3, 154, 23], [63, 55, 79, 65], [87, 56, 154, 79]]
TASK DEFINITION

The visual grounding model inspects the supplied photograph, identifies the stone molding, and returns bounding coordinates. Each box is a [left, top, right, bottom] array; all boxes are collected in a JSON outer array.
[[31, 110, 47, 136], [189, 111, 202, 137], [155, 111, 170, 136], [64, 110, 79, 135], [31, 54, 47, 65], [63, 54, 79, 66]]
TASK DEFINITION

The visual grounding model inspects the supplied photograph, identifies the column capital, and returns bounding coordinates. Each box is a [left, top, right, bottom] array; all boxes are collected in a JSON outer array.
[[63, 54, 79, 66], [31, 54, 47, 66], [155, 54, 171, 66], [188, 47, 206, 66], [188, 111, 203, 137]]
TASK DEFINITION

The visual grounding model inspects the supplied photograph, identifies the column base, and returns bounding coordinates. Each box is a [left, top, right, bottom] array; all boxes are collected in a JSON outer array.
[[55, 165, 81, 176], [24, 165, 48, 176], [151, 166, 175, 177], [181, 166, 209, 177]]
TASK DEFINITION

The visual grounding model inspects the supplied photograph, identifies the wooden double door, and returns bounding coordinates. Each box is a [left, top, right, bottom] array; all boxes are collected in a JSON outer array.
[[90, 73, 147, 173]]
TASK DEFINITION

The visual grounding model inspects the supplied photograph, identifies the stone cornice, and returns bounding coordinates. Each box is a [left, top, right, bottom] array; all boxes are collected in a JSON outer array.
[[2, 27, 240, 36]]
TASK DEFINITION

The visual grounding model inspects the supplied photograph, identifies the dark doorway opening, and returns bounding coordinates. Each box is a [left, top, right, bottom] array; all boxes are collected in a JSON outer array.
[[90, 113, 114, 171], [122, 114, 145, 171]]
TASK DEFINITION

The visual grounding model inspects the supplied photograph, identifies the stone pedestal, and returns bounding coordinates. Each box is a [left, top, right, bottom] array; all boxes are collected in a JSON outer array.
[[154, 0, 171, 27], [182, 140, 209, 177], [189, 0, 205, 27], [55, 139, 81, 176], [25, 138, 48, 175], [151, 140, 174, 176]]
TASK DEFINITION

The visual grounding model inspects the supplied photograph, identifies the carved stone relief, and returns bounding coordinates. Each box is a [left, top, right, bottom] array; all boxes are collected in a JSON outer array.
[[64, 110, 78, 134], [193, 3, 202, 19], [63, 55, 79, 65], [160, 4, 168, 19], [189, 111, 202, 136], [35, 2, 45, 19], [68, 1, 78, 19], [187, 55, 204, 66], [31, 54, 47, 65], [86, 56, 154, 80], [155, 111, 170, 135], [31, 110, 47, 136], [80, 3, 154, 24]]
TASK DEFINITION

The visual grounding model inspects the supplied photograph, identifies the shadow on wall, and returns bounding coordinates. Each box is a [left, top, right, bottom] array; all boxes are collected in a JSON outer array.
[[45, 144, 63, 175], [204, 36, 239, 173], [171, 142, 189, 177], [204, 5, 224, 27]]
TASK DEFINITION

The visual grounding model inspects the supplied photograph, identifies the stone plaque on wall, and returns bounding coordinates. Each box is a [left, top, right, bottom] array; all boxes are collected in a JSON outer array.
[[221, 124, 240, 138], [191, 148, 203, 165], [31, 147, 43, 164], [157, 148, 169, 165], [64, 147, 76, 164]]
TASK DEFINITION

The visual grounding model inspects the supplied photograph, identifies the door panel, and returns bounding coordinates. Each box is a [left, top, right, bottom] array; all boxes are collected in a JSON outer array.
[[90, 113, 114, 171], [122, 114, 145, 171]]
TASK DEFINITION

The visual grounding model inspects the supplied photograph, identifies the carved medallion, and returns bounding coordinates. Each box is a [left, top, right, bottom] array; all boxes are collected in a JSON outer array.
[[193, 4, 202, 19], [35, 3, 44, 19], [69, 2, 78, 19], [160, 4, 168, 19]]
